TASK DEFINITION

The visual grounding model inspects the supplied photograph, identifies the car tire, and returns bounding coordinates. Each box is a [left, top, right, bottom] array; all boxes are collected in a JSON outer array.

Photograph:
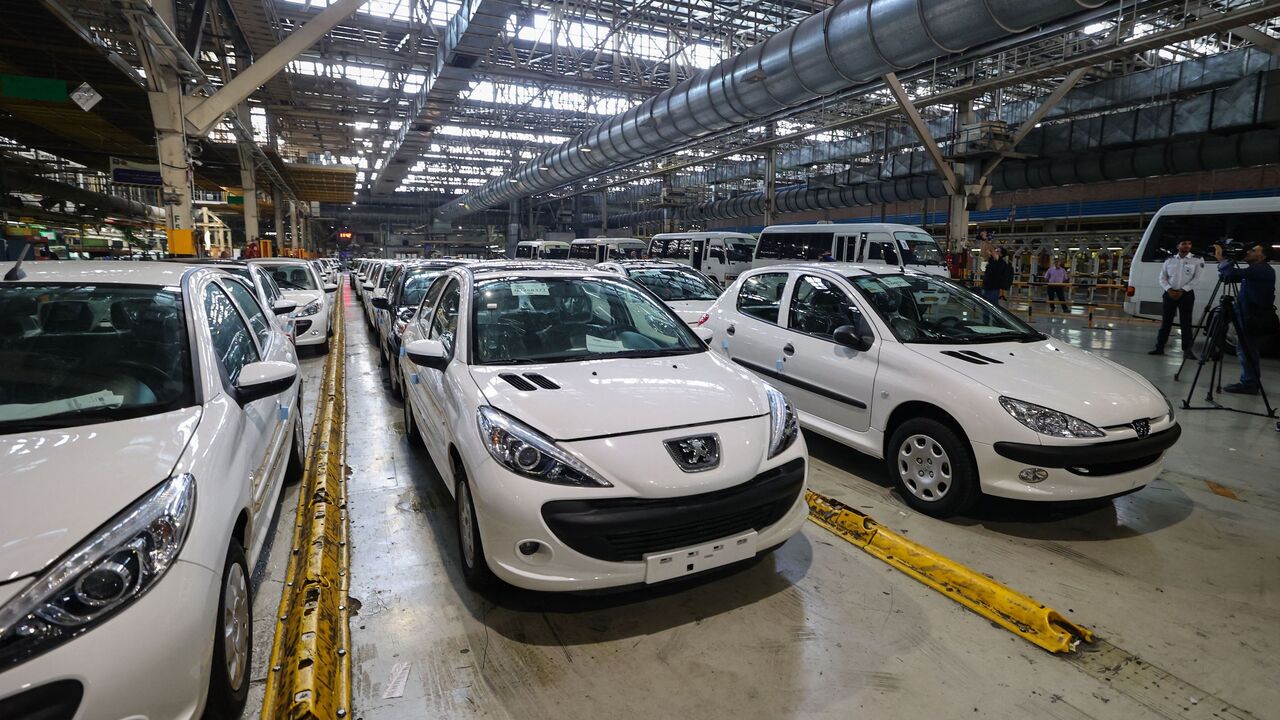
[[886, 418, 979, 518], [205, 540, 251, 720], [285, 403, 306, 484], [455, 473, 497, 590], [403, 394, 422, 447]]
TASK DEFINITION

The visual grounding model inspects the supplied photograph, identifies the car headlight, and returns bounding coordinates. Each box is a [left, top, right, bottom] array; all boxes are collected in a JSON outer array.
[[0, 474, 195, 669], [998, 397, 1105, 438], [476, 407, 611, 487], [294, 299, 322, 317], [766, 386, 800, 458]]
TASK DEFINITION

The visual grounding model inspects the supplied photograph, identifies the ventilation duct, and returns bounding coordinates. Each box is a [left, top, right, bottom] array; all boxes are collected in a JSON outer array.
[[2, 167, 164, 221], [438, 0, 1107, 220]]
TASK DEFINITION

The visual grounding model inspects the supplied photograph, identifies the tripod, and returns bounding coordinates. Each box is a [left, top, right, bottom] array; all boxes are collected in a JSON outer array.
[[1179, 274, 1276, 418]]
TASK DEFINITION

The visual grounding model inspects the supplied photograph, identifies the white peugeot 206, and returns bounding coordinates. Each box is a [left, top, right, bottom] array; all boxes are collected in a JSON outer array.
[[698, 263, 1180, 518], [0, 262, 305, 719], [399, 262, 808, 591]]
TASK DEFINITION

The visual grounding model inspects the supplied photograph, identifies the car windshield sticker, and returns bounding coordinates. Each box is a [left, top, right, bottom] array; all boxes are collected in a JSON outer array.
[[0, 390, 125, 422], [967, 325, 1013, 334], [858, 281, 885, 294], [585, 335, 626, 352], [881, 276, 911, 288], [899, 238, 910, 250], [510, 281, 550, 296]]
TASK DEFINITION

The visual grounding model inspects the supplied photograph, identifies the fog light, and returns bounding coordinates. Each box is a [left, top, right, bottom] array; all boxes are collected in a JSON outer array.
[[1018, 468, 1049, 484], [518, 541, 540, 556]]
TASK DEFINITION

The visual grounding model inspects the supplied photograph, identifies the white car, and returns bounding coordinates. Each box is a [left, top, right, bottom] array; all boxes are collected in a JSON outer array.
[[399, 263, 808, 591], [168, 259, 300, 340], [0, 262, 305, 719], [597, 261, 723, 327], [699, 263, 1181, 517], [250, 259, 337, 352], [361, 261, 397, 326]]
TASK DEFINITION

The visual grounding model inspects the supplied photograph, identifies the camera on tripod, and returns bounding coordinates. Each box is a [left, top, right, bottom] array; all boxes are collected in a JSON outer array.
[[1216, 239, 1249, 262]]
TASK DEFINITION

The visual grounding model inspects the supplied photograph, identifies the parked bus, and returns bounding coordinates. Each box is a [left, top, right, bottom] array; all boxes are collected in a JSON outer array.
[[1125, 197, 1280, 320], [569, 237, 648, 265], [514, 240, 571, 260], [647, 231, 757, 284], [753, 222, 948, 276]]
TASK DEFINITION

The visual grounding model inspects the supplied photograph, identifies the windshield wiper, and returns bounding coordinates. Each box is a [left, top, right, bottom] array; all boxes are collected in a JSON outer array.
[[0, 407, 129, 432]]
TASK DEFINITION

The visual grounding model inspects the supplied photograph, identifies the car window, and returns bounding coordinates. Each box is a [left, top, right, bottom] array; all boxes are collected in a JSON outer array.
[[222, 279, 272, 349], [254, 267, 282, 305], [427, 279, 460, 353], [629, 268, 720, 301], [736, 272, 788, 324], [789, 275, 861, 340], [416, 274, 449, 330], [471, 277, 702, 364], [267, 263, 318, 290], [515, 245, 533, 259], [848, 274, 1043, 344], [205, 285, 260, 383]]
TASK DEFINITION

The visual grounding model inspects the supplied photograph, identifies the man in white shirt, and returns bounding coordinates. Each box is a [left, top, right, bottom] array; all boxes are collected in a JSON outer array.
[[1149, 238, 1204, 357]]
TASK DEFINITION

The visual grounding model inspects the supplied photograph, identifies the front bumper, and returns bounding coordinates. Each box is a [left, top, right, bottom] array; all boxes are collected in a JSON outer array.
[[976, 424, 1180, 501], [292, 304, 331, 346], [469, 419, 808, 591], [0, 560, 220, 720]]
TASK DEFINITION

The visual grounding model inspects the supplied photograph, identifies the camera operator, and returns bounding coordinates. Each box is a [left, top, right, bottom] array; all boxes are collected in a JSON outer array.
[[1214, 242, 1277, 395], [1149, 238, 1203, 358]]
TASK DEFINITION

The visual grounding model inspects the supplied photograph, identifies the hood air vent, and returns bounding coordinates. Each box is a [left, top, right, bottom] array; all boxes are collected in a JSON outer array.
[[940, 350, 1005, 365], [523, 373, 561, 389], [499, 373, 537, 391]]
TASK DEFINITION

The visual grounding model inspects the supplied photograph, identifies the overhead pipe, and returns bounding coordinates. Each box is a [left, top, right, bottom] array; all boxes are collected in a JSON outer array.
[[2, 167, 165, 221], [438, 0, 1107, 220], [598, 129, 1280, 227]]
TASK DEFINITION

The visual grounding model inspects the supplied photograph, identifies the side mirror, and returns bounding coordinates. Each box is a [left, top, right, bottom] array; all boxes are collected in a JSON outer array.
[[833, 316, 875, 352], [272, 299, 298, 315], [405, 338, 448, 371], [693, 326, 714, 344], [235, 360, 298, 404], [324, 283, 338, 292], [363, 283, 374, 291], [371, 296, 390, 310]]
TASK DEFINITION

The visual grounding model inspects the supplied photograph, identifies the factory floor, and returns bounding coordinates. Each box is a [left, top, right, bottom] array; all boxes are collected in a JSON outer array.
[[248, 291, 1279, 720]]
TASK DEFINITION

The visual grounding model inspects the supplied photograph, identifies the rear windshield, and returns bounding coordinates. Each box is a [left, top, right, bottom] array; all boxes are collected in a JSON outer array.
[[0, 284, 194, 431], [628, 268, 721, 301], [1140, 211, 1280, 262], [756, 231, 831, 260]]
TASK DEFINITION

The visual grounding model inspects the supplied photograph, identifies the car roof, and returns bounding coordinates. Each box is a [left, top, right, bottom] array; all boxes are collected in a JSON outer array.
[[607, 260, 693, 270], [2, 260, 204, 286], [462, 260, 607, 278], [748, 262, 935, 277], [248, 258, 310, 266]]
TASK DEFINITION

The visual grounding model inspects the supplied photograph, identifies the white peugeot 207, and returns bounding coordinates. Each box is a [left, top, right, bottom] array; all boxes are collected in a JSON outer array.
[[0, 262, 306, 719], [698, 263, 1181, 517], [399, 262, 808, 591]]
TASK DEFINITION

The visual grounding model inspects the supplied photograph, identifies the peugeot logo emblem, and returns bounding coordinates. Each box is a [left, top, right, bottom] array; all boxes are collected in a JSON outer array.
[[1132, 418, 1151, 438], [664, 434, 721, 473]]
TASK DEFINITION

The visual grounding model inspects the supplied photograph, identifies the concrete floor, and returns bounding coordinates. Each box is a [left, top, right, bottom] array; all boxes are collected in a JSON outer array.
[[248, 289, 1280, 720]]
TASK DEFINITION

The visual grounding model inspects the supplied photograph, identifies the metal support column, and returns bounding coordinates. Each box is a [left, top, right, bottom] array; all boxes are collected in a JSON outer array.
[[507, 199, 521, 259], [289, 201, 298, 253], [273, 188, 284, 255], [144, 0, 193, 238], [235, 104, 259, 250], [600, 191, 608, 234]]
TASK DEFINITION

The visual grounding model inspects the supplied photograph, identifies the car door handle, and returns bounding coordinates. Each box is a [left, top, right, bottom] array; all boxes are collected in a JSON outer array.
[[726, 325, 735, 336], [782, 343, 795, 356]]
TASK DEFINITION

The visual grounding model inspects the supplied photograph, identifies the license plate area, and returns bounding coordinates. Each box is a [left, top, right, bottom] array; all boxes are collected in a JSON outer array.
[[643, 531, 758, 583]]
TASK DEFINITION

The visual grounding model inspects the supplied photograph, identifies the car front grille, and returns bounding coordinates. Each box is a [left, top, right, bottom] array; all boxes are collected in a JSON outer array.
[[541, 458, 805, 562]]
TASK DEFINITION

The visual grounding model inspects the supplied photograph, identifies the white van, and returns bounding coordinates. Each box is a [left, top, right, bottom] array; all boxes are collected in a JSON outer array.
[[1125, 197, 1280, 319], [514, 240, 570, 260], [568, 237, 649, 265], [753, 223, 949, 276], [647, 231, 758, 284]]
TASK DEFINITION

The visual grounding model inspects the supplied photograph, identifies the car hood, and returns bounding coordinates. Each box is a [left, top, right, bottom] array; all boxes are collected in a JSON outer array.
[[0, 407, 201, 582], [665, 300, 715, 326], [910, 339, 1168, 426], [471, 351, 768, 440], [281, 289, 323, 306]]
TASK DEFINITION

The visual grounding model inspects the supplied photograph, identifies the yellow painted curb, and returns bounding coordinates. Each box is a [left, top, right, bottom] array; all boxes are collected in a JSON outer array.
[[262, 290, 351, 720], [806, 490, 1093, 654]]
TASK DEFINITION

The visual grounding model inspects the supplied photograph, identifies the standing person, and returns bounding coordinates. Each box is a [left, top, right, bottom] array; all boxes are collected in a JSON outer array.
[[1214, 242, 1277, 394], [1044, 259, 1070, 312], [1149, 238, 1203, 358], [981, 244, 1012, 306]]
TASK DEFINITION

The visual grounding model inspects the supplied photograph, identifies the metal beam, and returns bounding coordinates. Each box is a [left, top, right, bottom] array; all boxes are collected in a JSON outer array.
[[978, 66, 1089, 184], [882, 72, 960, 195], [181, 0, 211, 56], [184, 0, 369, 135]]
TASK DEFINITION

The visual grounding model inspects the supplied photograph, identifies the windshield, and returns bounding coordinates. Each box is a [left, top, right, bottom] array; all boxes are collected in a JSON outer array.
[[894, 231, 944, 266], [629, 268, 721, 301], [472, 277, 704, 364], [402, 269, 446, 307], [541, 246, 569, 259], [265, 263, 317, 290], [848, 274, 1043, 344], [727, 239, 756, 263], [0, 284, 194, 431], [569, 244, 596, 260]]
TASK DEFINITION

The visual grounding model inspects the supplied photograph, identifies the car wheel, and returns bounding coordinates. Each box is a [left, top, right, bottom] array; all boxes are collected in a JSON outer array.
[[285, 403, 306, 484], [455, 473, 497, 590], [205, 540, 251, 720], [389, 355, 403, 400], [886, 418, 979, 518], [402, 393, 422, 447]]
